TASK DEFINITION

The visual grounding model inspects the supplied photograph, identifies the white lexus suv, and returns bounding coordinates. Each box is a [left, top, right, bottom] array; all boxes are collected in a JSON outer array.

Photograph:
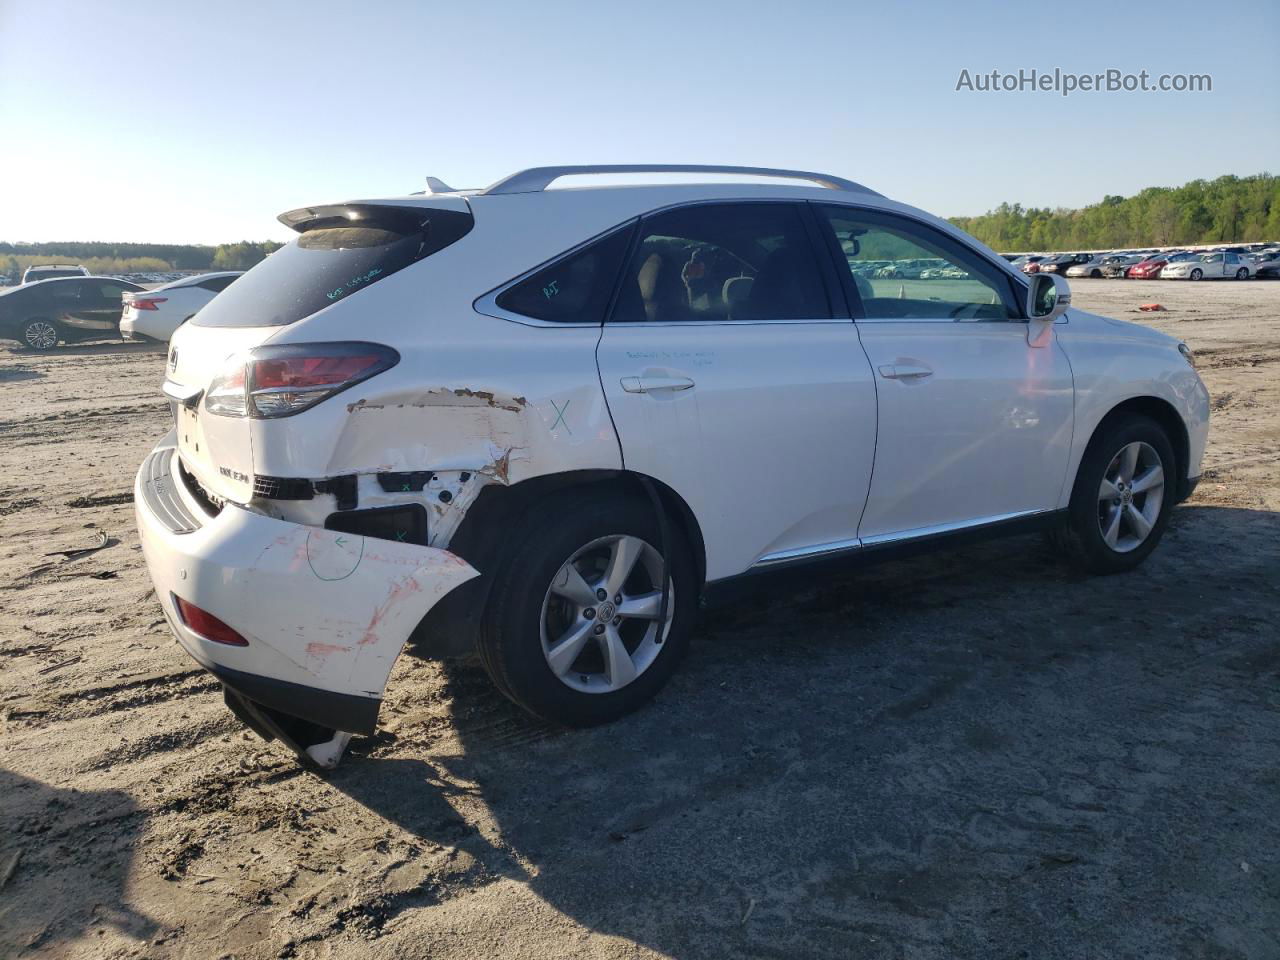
[[134, 165, 1209, 768]]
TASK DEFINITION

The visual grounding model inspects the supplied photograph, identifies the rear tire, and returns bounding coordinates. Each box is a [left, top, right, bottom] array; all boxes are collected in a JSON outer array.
[[1053, 415, 1177, 575], [20, 318, 59, 351], [477, 489, 696, 726], [1235, 268, 1249, 280]]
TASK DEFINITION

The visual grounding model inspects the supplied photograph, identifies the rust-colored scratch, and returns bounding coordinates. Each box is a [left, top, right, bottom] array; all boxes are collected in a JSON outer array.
[[359, 575, 423, 645], [306, 641, 351, 657], [489, 448, 512, 484]]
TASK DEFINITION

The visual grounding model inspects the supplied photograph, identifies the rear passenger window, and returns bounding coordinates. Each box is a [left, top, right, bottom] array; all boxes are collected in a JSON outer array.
[[611, 203, 829, 323], [495, 227, 634, 323]]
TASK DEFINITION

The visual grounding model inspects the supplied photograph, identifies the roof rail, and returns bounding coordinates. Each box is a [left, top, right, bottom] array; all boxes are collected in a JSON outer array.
[[482, 164, 880, 196]]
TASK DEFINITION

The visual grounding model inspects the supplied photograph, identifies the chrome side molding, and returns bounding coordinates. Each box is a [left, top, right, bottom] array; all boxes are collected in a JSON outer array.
[[751, 509, 1051, 569]]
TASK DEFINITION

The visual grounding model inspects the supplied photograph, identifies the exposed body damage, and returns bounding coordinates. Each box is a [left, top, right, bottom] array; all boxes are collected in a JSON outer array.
[[246, 384, 584, 550], [135, 434, 479, 768]]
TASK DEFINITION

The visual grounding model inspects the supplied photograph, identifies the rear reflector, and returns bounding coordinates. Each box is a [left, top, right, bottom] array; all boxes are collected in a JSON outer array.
[[173, 595, 249, 646]]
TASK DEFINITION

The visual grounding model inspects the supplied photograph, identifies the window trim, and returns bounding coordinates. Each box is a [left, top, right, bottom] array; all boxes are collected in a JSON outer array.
[[473, 221, 639, 328], [811, 202, 1029, 324], [603, 199, 848, 327]]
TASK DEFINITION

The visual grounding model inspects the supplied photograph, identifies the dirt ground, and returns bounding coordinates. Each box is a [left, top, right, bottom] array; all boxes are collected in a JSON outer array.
[[2, 279, 1278, 959]]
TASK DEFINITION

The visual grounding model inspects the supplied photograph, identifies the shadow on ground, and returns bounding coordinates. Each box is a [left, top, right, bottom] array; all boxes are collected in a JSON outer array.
[[331, 503, 1279, 958], [0, 770, 159, 956]]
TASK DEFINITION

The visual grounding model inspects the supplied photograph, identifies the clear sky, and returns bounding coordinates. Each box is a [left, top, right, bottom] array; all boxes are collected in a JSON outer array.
[[1, 0, 1275, 244]]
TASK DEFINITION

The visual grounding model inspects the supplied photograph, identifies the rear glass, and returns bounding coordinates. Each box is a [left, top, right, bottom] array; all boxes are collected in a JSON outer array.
[[197, 274, 238, 293], [27, 269, 83, 281], [193, 206, 472, 328]]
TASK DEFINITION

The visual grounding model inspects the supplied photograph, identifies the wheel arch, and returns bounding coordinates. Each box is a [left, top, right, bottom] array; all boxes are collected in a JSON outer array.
[[1079, 396, 1191, 502], [409, 468, 706, 659]]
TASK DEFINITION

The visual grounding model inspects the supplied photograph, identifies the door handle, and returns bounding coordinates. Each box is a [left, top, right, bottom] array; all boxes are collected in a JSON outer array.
[[877, 363, 932, 380], [620, 375, 696, 394]]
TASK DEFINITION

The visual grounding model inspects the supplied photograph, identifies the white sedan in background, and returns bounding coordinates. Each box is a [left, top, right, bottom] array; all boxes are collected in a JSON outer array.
[[120, 271, 242, 341], [1160, 252, 1252, 281]]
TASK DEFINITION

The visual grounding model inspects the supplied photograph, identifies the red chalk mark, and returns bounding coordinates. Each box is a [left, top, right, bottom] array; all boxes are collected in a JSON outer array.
[[306, 641, 351, 657], [359, 575, 423, 645]]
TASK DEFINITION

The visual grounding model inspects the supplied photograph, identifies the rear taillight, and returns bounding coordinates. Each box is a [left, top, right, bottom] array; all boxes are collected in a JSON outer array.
[[205, 342, 399, 419], [129, 297, 168, 310], [173, 596, 249, 646]]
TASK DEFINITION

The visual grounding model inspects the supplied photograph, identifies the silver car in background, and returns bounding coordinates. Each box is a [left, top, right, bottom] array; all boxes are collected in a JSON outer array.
[[1066, 255, 1120, 278], [1162, 252, 1253, 280]]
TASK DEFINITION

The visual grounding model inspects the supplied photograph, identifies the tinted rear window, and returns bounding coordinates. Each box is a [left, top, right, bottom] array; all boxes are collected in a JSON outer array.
[[193, 206, 472, 328], [196, 274, 238, 293], [27, 269, 84, 281], [495, 226, 634, 323]]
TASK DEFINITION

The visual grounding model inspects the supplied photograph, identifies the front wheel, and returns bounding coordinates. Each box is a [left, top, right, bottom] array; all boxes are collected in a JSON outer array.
[[1053, 415, 1177, 575], [1091, 269, 1102, 278], [1189, 268, 1203, 281], [21, 318, 59, 351], [477, 490, 696, 726]]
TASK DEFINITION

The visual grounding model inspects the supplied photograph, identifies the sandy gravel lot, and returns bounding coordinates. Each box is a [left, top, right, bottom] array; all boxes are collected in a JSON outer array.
[[2, 280, 1278, 959]]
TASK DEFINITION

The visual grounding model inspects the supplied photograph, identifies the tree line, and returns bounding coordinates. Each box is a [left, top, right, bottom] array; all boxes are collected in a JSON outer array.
[[0, 239, 283, 278], [948, 173, 1279, 252], [4, 173, 1277, 276]]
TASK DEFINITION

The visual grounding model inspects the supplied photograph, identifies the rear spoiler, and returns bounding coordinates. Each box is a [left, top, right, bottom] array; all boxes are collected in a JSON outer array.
[[277, 197, 471, 234]]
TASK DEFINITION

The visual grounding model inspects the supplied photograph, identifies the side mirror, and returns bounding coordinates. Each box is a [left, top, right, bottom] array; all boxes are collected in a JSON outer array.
[[1026, 273, 1070, 347]]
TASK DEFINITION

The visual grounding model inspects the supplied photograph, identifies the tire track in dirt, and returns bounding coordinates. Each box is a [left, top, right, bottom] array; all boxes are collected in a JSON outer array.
[[73, 714, 242, 774], [5, 669, 221, 730]]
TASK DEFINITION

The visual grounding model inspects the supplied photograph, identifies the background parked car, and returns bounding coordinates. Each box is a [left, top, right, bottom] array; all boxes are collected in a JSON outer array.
[[1128, 252, 1192, 279], [1103, 254, 1148, 278], [1039, 253, 1092, 275], [0, 276, 143, 350], [1255, 258, 1280, 279], [1021, 256, 1048, 274], [1066, 254, 1119, 278], [21, 264, 89, 284], [120, 271, 243, 342], [1161, 252, 1253, 281]]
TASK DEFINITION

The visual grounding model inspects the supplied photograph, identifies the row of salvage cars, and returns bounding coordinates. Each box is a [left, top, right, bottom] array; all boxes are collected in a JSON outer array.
[[1012, 246, 1280, 281], [0, 270, 242, 350]]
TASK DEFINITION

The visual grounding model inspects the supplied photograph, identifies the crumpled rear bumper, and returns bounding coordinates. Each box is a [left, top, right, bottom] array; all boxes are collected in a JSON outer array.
[[134, 432, 479, 737]]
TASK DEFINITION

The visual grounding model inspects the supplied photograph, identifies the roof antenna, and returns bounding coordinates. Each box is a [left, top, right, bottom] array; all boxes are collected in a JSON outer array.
[[424, 177, 456, 194]]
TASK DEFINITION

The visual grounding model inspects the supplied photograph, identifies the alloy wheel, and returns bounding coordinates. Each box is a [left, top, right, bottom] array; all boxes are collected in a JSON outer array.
[[539, 534, 673, 694], [23, 321, 57, 350], [1097, 441, 1165, 553]]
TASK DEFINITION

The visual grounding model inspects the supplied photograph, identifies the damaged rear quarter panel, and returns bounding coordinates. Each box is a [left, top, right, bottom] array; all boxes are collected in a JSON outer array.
[[246, 277, 624, 536]]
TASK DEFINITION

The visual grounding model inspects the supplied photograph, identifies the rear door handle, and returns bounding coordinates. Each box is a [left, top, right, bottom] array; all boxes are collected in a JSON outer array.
[[877, 363, 933, 380], [620, 375, 696, 394]]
